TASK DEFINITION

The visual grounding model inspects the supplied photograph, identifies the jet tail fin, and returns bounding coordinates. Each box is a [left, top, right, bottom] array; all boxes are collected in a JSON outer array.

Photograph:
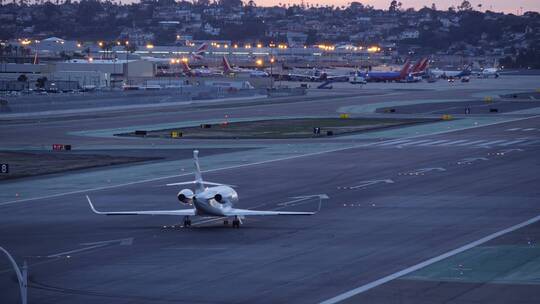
[[222, 56, 232, 73], [193, 150, 205, 192], [400, 60, 411, 78]]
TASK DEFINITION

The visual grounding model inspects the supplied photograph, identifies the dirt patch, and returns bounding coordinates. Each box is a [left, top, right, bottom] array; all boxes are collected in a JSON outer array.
[[0, 151, 160, 180]]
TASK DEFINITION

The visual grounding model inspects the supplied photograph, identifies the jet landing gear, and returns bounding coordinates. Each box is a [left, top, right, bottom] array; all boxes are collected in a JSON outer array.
[[232, 216, 241, 229], [183, 216, 192, 227]]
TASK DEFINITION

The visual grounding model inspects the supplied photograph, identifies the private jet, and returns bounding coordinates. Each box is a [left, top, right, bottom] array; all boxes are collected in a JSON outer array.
[[86, 150, 318, 228]]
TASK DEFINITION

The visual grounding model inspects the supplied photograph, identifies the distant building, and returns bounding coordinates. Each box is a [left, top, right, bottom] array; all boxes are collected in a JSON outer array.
[[286, 32, 308, 47], [400, 30, 420, 40]]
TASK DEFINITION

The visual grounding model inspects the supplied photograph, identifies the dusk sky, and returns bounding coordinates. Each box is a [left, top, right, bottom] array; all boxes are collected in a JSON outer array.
[[252, 1, 540, 14]]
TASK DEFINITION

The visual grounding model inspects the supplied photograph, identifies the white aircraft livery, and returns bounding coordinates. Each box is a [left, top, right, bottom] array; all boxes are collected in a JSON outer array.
[[87, 150, 317, 228]]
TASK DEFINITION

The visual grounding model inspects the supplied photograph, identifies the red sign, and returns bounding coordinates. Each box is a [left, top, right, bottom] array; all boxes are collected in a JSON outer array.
[[52, 144, 64, 151]]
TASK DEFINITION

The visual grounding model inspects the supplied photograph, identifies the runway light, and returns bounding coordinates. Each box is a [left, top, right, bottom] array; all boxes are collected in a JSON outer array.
[[98, 41, 104, 47], [181, 57, 189, 63], [146, 43, 154, 49], [255, 59, 263, 66]]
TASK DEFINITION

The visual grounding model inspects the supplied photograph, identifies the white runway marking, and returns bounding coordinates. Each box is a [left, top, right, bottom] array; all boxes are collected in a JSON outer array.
[[436, 139, 469, 146], [46, 238, 133, 258], [455, 140, 487, 146], [374, 139, 412, 146], [478, 140, 508, 147], [520, 139, 540, 146], [319, 213, 540, 304], [396, 139, 433, 147], [498, 139, 527, 146], [416, 140, 450, 146], [348, 179, 394, 190]]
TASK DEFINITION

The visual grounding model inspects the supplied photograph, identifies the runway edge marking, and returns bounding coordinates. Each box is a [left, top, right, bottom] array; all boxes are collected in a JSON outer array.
[[319, 213, 540, 304], [1, 114, 539, 207]]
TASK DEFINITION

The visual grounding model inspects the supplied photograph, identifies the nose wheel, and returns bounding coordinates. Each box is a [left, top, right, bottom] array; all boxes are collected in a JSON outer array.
[[183, 216, 192, 227]]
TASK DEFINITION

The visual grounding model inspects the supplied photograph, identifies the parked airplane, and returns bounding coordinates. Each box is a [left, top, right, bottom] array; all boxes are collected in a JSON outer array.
[[403, 58, 429, 82], [144, 43, 209, 65], [181, 61, 221, 77], [362, 60, 412, 82], [287, 68, 324, 81], [287, 67, 352, 82], [222, 56, 269, 77], [430, 65, 472, 79], [478, 67, 500, 78], [86, 150, 317, 228]]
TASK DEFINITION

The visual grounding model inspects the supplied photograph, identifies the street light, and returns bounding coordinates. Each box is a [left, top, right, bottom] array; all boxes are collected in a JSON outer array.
[[270, 56, 275, 89], [0, 246, 27, 304]]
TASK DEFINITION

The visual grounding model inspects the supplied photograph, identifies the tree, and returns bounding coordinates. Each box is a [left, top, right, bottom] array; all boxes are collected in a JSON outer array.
[[219, 0, 242, 12], [36, 77, 48, 89], [305, 29, 318, 45], [17, 74, 28, 82], [458, 0, 473, 12], [389, 0, 398, 12]]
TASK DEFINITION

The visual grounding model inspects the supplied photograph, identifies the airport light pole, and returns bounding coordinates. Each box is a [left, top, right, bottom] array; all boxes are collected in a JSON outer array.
[[270, 56, 275, 89], [0, 246, 28, 304]]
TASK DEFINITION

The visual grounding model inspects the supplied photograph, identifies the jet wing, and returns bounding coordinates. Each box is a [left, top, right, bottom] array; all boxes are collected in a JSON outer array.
[[86, 195, 196, 216], [223, 208, 315, 216]]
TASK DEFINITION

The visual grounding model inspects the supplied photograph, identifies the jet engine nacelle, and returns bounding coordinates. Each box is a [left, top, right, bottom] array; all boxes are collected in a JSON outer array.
[[214, 194, 223, 203], [177, 189, 194, 204]]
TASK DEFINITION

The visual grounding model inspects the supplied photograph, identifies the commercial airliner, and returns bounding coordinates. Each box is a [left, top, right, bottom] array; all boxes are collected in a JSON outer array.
[[87, 150, 317, 228], [181, 61, 222, 77], [479, 67, 500, 78], [362, 60, 411, 82], [222, 56, 269, 77], [430, 65, 472, 79]]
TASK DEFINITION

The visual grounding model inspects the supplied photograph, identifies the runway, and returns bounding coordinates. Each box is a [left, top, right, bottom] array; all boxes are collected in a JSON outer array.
[[1, 76, 540, 303]]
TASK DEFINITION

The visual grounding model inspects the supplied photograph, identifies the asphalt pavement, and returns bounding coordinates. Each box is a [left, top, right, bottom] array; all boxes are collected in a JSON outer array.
[[1, 75, 539, 304]]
